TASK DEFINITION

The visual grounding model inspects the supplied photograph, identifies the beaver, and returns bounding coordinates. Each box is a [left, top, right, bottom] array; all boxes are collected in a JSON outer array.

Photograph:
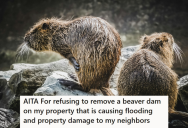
[[18, 16, 122, 96], [117, 32, 188, 121]]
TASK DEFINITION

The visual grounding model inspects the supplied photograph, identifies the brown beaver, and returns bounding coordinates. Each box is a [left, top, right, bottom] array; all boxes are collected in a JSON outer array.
[[18, 16, 122, 96], [117, 32, 188, 121]]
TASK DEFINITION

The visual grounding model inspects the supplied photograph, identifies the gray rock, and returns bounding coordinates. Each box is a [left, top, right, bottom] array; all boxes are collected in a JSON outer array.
[[0, 77, 14, 108], [0, 108, 20, 128], [177, 75, 188, 87], [8, 59, 75, 96], [169, 119, 188, 128], [34, 71, 119, 96], [0, 69, 20, 82], [121, 45, 139, 59], [0, 59, 76, 109], [34, 71, 95, 96], [177, 75, 188, 112]]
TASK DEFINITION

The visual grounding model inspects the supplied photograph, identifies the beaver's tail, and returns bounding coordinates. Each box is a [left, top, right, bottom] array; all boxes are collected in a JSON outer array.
[[100, 87, 115, 96]]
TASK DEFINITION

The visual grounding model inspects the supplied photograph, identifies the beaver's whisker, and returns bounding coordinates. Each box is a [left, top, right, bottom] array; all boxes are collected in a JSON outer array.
[[173, 43, 183, 64], [16, 42, 30, 62], [26, 47, 30, 62], [15, 52, 20, 62]]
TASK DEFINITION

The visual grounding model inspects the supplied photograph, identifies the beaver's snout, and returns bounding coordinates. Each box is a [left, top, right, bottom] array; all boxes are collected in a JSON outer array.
[[24, 34, 30, 42]]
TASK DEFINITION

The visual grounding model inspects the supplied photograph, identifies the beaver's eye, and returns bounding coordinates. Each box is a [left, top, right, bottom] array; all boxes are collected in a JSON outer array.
[[42, 23, 49, 30], [143, 36, 147, 42]]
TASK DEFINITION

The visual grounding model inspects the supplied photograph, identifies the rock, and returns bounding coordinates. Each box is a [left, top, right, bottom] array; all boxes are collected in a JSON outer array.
[[8, 59, 75, 96], [0, 59, 75, 109], [121, 45, 139, 59], [0, 63, 42, 109], [178, 75, 188, 87], [0, 77, 15, 108], [34, 71, 95, 96], [0, 108, 20, 128], [177, 75, 188, 112], [169, 120, 188, 128], [34, 71, 119, 96], [0, 69, 20, 82]]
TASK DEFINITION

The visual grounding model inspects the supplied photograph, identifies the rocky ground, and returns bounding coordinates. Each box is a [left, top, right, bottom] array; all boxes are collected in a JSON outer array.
[[0, 46, 188, 128]]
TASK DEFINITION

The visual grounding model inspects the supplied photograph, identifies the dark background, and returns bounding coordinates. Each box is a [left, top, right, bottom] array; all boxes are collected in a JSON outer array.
[[0, 0, 188, 77]]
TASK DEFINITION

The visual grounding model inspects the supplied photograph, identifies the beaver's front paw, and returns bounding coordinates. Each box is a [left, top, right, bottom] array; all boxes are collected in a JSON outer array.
[[69, 57, 80, 71], [74, 62, 80, 72]]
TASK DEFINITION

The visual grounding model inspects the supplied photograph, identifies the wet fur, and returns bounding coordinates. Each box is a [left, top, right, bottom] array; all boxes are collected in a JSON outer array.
[[19, 16, 122, 94], [118, 32, 188, 122]]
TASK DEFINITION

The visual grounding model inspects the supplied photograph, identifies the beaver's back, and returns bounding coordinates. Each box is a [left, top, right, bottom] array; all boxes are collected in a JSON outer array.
[[118, 49, 178, 99]]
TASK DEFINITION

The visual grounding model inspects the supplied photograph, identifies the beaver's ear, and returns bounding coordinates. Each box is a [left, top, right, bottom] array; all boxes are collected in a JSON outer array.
[[42, 23, 49, 30], [140, 35, 148, 44], [143, 36, 147, 42]]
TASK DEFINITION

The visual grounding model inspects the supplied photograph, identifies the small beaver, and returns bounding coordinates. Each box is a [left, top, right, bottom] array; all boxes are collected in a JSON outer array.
[[118, 32, 188, 121], [18, 16, 122, 96]]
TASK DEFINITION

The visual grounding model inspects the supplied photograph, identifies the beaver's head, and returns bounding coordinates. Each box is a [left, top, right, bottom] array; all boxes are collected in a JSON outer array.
[[17, 18, 67, 60], [140, 32, 183, 67], [24, 19, 61, 52]]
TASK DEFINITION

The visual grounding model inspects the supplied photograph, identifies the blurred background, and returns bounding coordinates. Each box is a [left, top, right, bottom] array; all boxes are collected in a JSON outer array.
[[0, 0, 188, 77]]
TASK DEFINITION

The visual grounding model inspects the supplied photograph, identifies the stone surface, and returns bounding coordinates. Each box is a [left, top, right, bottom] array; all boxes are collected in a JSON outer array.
[[0, 77, 14, 108], [8, 59, 74, 96], [9, 59, 75, 93], [34, 71, 119, 96], [177, 75, 188, 112], [169, 120, 188, 128], [34, 71, 95, 96], [0, 59, 76, 109], [0, 108, 20, 128]]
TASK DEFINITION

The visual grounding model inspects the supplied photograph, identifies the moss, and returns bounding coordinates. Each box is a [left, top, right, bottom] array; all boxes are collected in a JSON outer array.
[[16, 81, 41, 96]]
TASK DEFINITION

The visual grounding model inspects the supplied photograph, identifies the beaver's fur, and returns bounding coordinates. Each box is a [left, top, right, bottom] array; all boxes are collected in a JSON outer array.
[[118, 32, 188, 121], [18, 16, 122, 95]]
